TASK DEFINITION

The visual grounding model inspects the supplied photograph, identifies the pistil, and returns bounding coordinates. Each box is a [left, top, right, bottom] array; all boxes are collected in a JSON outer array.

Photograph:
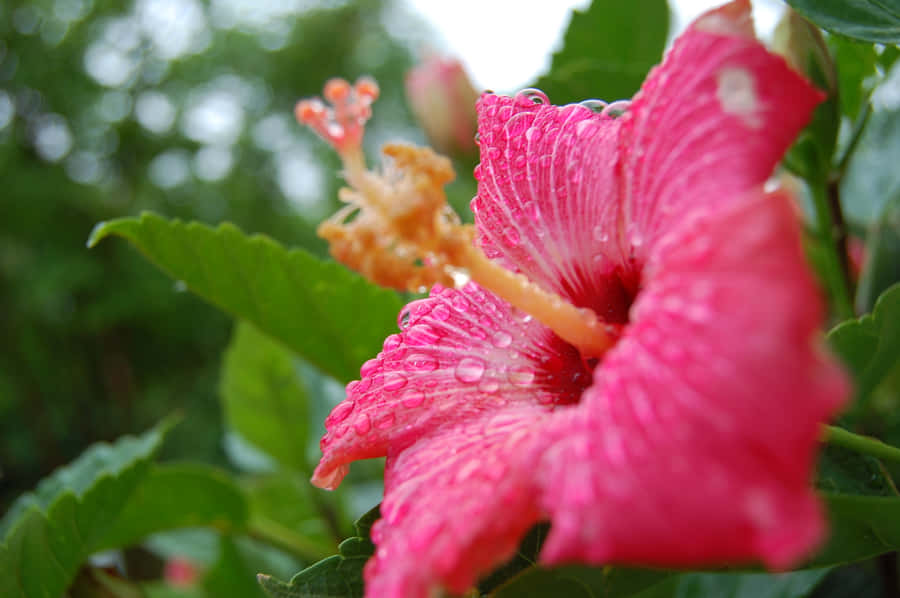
[[296, 78, 616, 358]]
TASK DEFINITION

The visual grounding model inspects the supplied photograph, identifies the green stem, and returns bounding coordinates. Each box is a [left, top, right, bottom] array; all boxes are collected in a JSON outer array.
[[824, 425, 900, 464], [836, 101, 872, 178], [810, 180, 855, 320]]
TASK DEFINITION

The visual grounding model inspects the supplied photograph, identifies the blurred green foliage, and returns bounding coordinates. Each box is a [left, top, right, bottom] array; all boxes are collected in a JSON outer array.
[[0, 0, 421, 506]]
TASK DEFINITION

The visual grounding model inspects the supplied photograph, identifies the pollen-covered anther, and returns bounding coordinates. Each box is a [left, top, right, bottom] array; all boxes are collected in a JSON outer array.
[[315, 141, 460, 292]]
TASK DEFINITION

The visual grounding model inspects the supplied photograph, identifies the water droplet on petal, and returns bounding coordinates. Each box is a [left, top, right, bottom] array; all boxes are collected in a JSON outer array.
[[406, 324, 440, 346], [376, 412, 396, 429], [579, 99, 608, 113], [512, 308, 533, 324], [491, 330, 512, 348], [398, 309, 412, 329], [384, 373, 408, 391], [404, 353, 439, 372], [602, 100, 631, 118], [471, 327, 488, 340], [383, 334, 402, 352], [515, 88, 549, 106], [455, 357, 485, 383], [330, 401, 355, 423], [360, 358, 380, 378], [401, 390, 425, 408], [508, 367, 535, 386], [432, 303, 450, 321], [592, 225, 609, 243], [353, 414, 372, 435], [479, 379, 499, 393], [355, 377, 372, 393], [525, 126, 543, 142], [451, 294, 469, 311]]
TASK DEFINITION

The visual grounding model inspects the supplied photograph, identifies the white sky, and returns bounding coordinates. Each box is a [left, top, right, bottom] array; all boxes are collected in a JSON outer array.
[[406, 0, 785, 92]]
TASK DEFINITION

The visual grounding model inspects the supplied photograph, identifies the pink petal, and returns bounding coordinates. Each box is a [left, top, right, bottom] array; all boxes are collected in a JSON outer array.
[[536, 192, 848, 568], [619, 0, 823, 262], [472, 93, 636, 318], [312, 283, 591, 489], [363, 407, 549, 598]]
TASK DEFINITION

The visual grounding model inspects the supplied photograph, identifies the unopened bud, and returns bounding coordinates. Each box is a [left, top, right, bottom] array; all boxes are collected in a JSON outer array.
[[773, 9, 836, 95], [405, 54, 479, 156]]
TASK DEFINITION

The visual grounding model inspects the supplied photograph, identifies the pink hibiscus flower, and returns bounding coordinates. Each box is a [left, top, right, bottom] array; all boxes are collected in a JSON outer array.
[[297, 2, 849, 596]]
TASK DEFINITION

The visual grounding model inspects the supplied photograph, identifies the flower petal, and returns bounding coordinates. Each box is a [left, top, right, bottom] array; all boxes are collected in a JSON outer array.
[[535, 192, 849, 568], [472, 93, 634, 315], [620, 0, 823, 260], [363, 407, 549, 598], [312, 283, 591, 488]]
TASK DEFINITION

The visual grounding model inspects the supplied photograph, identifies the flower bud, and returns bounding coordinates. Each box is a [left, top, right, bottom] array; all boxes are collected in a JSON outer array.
[[773, 9, 836, 95], [405, 54, 479, 157]]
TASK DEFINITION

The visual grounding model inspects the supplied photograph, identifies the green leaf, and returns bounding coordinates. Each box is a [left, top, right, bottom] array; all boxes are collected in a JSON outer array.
[[806, 562, 886, 598], [0, 420, 172, 598], [88, 213, 404, 383], [222, 322, 312, 471], [97, 463, 249, 550], [785, 0, 900, 44], [816, 444, 898, 497], [830, 36, 878, 121], [478, 523, 549, 594], [828, 283, 900, 402], [493, 565, 672, 598], [812, 494, 900, 567], [856, 193, 900, 313], [257, 506, 379, 598], [532, 0, 669, 104], [841, 104, 900, 225], [633, 570, 829, 598]]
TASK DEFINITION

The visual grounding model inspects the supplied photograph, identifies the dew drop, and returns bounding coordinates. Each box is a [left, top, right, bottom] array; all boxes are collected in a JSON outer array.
[[491, 330, 512, 348], [508, 367, 535, 386], [398, 309, 412, 329], [353, 414, 372, 435], [455, 357, 486, 383], [384, 373, 408, 391], [360, 358, 380, 378], [512, 308, 533, 324], [515, 88, 549, 106], [471, 327, 488, 340], [592, 225, 609, 243], [330, 401, 355, 423], [432, 303, 450, 321], [451, 294, 470, 311], [488, 147, 501, 160], [406, 324, 440, 346], [579, 99, 608, 113], [383, 334, 403, 352], [479, 379, 500, 394], [602, 100, 631, 118], [401, 390, 425, 408], [525, 126, 543, 142], [405, 353, 439, 372], [376, 412, 396, 429]]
